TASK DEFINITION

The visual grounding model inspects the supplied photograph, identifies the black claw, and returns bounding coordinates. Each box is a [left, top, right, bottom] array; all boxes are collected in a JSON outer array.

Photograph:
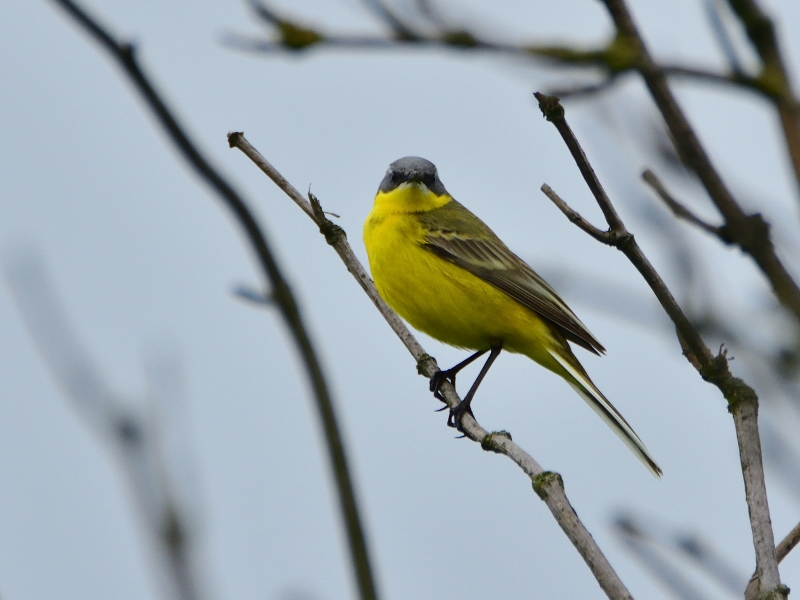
[[447, 400, 474, 431], [432, 387, 447, 406], [430, 369, 456, 394], [430, 347, 500, 433]]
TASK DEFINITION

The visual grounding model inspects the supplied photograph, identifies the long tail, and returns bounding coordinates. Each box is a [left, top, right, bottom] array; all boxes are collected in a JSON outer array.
[[547, 348, 662, 478]]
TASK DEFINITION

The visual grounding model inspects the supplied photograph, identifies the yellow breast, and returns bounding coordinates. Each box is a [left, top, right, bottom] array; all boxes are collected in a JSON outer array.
[[363, 188, 553, 358]]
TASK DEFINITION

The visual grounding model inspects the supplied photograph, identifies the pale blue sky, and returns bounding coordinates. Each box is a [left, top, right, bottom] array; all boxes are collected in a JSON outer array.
[[1, 1, 799, 599]]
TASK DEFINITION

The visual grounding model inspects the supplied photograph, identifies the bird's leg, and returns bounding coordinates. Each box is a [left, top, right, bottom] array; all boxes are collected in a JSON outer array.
[[448, 344, 502, 431], [430, 349, 488, 405]]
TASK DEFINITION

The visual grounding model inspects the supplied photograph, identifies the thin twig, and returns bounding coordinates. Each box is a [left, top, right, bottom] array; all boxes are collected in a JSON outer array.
[[600, 0, 800, 330], [614, 516, 725, 600], [614, 511, 747, 595], [228, 132, 635, 600], [540, 184, 614, 243], [536, 92, 626, 233], [547, 76, 621, 100], [359, 0, 419, 40], [535, 92, 787, 600], [776, 519, 800, 562], [641, 170, 722, 236], [46, 2, 380, 599], [704, 0, 745, 75]]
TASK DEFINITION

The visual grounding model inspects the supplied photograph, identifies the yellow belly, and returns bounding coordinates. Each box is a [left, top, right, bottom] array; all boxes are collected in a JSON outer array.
[[363, 210, 558, 366]]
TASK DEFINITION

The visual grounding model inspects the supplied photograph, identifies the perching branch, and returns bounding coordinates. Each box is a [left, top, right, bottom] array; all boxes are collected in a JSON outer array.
[[535, 92, 787, 600], [45, 2, 380, 599], [599, 0, 800, 328], [228, 132, 635, 600]]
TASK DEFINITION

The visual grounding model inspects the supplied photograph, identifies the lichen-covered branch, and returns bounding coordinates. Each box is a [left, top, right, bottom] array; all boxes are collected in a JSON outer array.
[[535, 92, 787, 600], [229, 132, 634, 600], [46, 2, 380, 599]]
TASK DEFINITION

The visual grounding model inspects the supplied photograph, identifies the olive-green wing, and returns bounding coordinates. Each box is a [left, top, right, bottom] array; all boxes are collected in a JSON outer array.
[[419, 200, 605, 355]]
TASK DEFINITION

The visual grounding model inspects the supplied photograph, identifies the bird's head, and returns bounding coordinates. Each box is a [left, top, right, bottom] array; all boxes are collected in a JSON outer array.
[[378, 156, 449, 197]]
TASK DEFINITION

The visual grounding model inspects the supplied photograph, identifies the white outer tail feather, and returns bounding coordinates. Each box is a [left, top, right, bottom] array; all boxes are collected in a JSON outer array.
[[547, 349, 662, 478]]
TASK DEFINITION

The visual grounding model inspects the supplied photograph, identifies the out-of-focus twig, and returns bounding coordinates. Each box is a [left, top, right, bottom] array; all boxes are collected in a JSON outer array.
[[45, 2, 380, 599], [358, 0, 419, 40], [230, 0, 799, 113], [535, 91, 787, 600], [704, 0, 745, 76], [614, 511, 747, 597], [725, 0, 800, 200], [228, 131, 635, 600], [641, 170, 722, 236], [614, 516, 718, 600], [4, 249, 203, 600]]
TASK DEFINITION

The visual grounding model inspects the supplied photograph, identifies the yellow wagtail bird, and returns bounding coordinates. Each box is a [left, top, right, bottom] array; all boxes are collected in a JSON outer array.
[[363, 156, 661, 477]]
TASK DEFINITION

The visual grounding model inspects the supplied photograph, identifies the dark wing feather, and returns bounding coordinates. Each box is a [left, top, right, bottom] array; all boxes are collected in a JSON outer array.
[[419, 200, 605, 355]]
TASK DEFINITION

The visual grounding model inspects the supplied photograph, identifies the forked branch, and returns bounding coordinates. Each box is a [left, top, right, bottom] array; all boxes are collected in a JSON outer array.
[[600, 0, 800, 328], [535, 92, 787, 600]]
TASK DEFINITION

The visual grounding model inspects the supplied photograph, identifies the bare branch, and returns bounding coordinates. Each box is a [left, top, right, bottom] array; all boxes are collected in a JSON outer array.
[[599, 0, 800, 329], [229, 132, 635, 600], [45, 2, 380, 599], [535, 92, 626, 233], [776, 520, 800, 562], [641, 169, 722, 236], [540, 184, 613, 243], [535, 92, 787, 600]]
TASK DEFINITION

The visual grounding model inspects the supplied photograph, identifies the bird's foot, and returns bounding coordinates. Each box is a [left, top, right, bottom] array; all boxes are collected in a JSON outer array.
[[447, 400, 474, 432], [430, 368, 457, 405]]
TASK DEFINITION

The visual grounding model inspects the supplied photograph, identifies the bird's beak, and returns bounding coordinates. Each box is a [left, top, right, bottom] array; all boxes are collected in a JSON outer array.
[[406, 173, 430, 191]]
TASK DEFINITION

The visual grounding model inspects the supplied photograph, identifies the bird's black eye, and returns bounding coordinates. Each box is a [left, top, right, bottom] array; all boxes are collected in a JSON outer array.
[[391, 170, 403, 184], [421, 173, 435, 187]]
